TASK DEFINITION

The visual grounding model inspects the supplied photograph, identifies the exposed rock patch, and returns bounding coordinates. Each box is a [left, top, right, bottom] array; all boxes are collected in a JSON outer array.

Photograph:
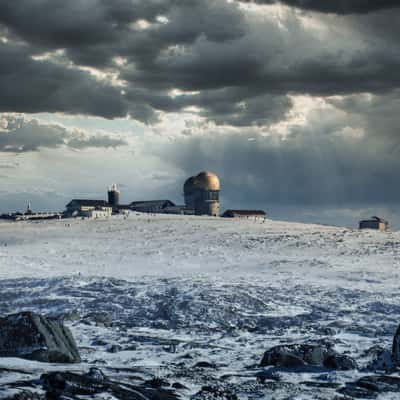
[[0, 312, 81, 363], [260, 344, 357, 370], [42, 369, 178, 399]]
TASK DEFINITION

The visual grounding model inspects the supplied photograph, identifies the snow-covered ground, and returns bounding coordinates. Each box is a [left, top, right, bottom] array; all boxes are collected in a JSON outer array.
[[1, 214, 400, 398]]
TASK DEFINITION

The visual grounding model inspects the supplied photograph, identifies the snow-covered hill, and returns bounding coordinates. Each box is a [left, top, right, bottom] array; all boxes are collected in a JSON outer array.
[[1, 215, 400, 398]]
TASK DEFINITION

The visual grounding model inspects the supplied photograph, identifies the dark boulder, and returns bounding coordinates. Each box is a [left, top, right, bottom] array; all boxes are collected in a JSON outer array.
[[261, 348, 305, 368], [42, 369, 107, 396], [260, 343, 357, 370], [41, 369, 178, 400], [0, 312, 81, 363]]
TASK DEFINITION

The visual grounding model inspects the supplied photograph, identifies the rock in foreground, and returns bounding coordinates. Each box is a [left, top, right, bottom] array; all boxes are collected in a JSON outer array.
[[42, 369, 178, 400], [260, 343, 357, 370], [0, 311, 81, 363]]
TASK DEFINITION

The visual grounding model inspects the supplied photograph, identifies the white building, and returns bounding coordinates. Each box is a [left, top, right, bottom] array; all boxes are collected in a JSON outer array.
[[65, 200, 112, 218], [82, 208, 112, 219]]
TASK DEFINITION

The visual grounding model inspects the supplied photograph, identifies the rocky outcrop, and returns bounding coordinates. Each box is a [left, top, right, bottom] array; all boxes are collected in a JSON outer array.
[[0, 312, 81, 363], [260, 343, 357, 370], [42, 369, 178, 400]]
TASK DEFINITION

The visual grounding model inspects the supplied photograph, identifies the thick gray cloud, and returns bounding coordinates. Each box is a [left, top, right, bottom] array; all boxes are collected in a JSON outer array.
[[239, 1, 399, 14], [0, 0, 398, 127], [0, 0, 263, 124], [0, 42, 136, 119], [0, 1, 173, 48], [0, 116, 127, 152]]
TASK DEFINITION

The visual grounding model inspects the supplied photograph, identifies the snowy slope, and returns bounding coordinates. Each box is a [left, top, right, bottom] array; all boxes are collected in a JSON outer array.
[[0, 215, 400, 398]]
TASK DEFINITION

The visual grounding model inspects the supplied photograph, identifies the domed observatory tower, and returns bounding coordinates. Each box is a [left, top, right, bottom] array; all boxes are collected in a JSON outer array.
[[184, 171, 220, 216]]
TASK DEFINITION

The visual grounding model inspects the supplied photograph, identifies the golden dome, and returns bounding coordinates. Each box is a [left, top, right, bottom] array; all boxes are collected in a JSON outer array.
[[195, 171, 220, 191]]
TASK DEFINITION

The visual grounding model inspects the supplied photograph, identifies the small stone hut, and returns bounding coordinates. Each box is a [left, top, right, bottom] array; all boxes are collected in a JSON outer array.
[[359, 216, 388, 231]]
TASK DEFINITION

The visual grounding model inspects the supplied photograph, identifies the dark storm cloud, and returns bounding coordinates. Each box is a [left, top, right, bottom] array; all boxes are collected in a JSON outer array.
[[0, 0, 399, 128], [0, 42, 136, 119], [0, 1, 173, 48], [239, 0, 399, 14], [0, 0, 245, 66], [0, 116, 127, 152], [0, 0, 271, 125], [119, 4, 400, 116]]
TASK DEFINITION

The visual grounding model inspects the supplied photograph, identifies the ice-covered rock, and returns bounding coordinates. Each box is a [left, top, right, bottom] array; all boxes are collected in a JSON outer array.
[[260, 344, 357, 370], [0, 312, 81, 363]]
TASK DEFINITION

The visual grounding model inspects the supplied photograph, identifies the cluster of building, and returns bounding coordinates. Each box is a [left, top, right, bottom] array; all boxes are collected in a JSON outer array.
[[65, 183, 192, 218], [0, 170, 390, 229], [64, 171, 267, 220]]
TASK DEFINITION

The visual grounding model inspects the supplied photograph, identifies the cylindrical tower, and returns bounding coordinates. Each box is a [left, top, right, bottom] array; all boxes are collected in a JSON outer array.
[[107, 183, 120, 206], [183, 171, 220, 216], [195, 171, 220, 216]]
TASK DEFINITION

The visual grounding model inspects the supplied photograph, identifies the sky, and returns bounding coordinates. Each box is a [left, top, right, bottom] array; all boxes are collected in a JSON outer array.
[[0, 0, 400, 227]]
